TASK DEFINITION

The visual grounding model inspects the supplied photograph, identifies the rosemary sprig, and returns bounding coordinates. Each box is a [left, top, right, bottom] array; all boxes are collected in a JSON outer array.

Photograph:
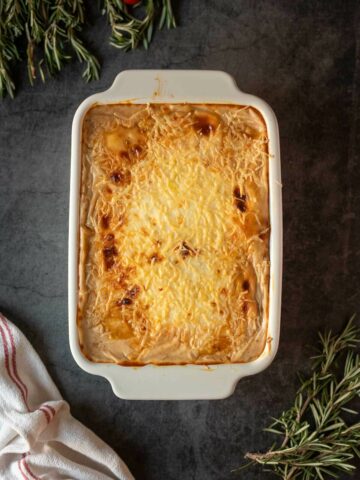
[[42, 0, 100, 83], [0, 0, 176, 98], [0, 0, 24, 98], [102, 0, 176, 51], [240, 317, 360, 480]]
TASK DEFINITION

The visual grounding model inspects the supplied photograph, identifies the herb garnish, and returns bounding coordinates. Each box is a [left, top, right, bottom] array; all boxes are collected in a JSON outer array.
[[0, 0, 176, 98], [238, 317, 360, 479]]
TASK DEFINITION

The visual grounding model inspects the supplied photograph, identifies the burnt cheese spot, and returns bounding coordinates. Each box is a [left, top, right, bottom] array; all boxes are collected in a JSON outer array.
[[131, 145, 143, 157], [176, 241, 198, 258], [193, 111, 219, 137], [103, 234, 117, 270], [127, 285, 140, 298], [117, 297, 133, 306], [149, 252, 163, 263], [195, 120, 213, 136], [233, 186, 247, 212], [120, 145, 144, 164], [101, 215, 110, 229], [111, 171, 123, 183], [105, 233, 114, 242], [103, 246, 117, 269], [120, 151, 130, 161], [116, 285, 140, 308], [110, 170, 131, 185]]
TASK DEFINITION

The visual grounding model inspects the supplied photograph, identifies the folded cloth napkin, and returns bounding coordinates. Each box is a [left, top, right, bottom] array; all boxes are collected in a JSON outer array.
[[0, 313, 134, 480]]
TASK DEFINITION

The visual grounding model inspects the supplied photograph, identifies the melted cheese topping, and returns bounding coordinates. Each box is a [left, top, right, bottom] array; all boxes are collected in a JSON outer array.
[[78, 103, 270, 364]]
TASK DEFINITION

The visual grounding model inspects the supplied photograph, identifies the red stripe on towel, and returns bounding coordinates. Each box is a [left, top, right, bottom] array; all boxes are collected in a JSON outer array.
[[0, 322, 29, 411], [18, 457, 29, 480], [1, 316, 29, 400], [20, 453, 41, 480], [39, 406, 51, 424], [45, 404, 56, 417], [22, 459, 40, 480]]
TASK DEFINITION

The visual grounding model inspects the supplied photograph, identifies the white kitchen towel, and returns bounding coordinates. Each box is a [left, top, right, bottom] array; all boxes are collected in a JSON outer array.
[[0, 313, 134, 480]]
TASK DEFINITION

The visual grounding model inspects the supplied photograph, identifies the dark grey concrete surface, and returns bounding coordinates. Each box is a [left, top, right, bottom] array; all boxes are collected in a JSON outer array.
[[1, 1, 360, 479]]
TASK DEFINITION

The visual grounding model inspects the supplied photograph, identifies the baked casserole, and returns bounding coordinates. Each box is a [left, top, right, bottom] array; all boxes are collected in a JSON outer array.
[[78, 103, 270, 365]]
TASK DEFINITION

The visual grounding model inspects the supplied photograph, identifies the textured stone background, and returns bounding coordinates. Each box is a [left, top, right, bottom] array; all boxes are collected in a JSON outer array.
[[1, 1, 360, 479]]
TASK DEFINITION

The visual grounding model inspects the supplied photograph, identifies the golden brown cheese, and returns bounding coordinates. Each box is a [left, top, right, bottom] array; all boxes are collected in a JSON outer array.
[[78, 103, 270, 365]]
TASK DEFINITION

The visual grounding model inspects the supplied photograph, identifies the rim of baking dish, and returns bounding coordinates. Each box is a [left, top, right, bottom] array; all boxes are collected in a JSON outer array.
[[68, 70, 282, 400]]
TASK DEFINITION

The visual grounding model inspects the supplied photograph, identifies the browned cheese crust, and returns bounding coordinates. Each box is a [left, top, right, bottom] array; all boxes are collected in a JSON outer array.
[[78, 103, 270, 365]]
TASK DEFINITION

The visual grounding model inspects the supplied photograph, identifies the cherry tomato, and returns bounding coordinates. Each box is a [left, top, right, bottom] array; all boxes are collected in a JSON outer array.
[[123, 0, 140, 5]]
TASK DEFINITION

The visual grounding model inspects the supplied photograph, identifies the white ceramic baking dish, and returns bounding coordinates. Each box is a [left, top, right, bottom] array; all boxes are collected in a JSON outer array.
[[69, 70, 282, 400]]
